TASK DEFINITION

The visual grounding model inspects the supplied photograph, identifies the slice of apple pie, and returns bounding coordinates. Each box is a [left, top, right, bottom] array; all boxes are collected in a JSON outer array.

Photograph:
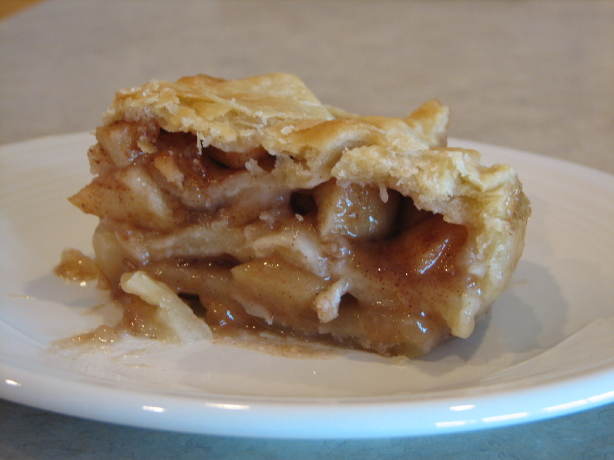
[[68, 73, 530, 357]]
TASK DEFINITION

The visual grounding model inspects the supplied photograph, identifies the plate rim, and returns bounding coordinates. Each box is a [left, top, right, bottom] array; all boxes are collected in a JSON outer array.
[[4, 352, 614, 439]]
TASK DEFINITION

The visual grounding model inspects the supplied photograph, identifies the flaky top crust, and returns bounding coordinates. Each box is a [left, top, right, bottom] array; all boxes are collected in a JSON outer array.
[[102, 72, 530, 337]]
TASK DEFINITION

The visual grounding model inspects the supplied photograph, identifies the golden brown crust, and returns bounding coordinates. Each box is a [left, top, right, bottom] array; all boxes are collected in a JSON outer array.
[[75, 72, 530, 346]]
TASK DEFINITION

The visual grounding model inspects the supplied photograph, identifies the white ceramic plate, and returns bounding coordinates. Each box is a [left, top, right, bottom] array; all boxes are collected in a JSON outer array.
[[2, 133, 614, 439]]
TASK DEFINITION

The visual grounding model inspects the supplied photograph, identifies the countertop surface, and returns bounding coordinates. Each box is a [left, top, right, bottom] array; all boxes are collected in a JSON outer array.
[[1, 0, 613, 458]]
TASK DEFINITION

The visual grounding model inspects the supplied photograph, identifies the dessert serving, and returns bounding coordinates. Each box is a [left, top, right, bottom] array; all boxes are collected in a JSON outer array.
[[64, 72, 530, 358]]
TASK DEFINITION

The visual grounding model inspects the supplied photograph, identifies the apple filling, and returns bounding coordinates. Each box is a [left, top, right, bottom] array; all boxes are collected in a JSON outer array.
[[73, 123, 474, 357]]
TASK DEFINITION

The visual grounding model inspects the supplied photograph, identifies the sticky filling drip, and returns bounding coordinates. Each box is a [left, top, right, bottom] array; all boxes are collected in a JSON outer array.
[[70, 121, 475, 357]]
